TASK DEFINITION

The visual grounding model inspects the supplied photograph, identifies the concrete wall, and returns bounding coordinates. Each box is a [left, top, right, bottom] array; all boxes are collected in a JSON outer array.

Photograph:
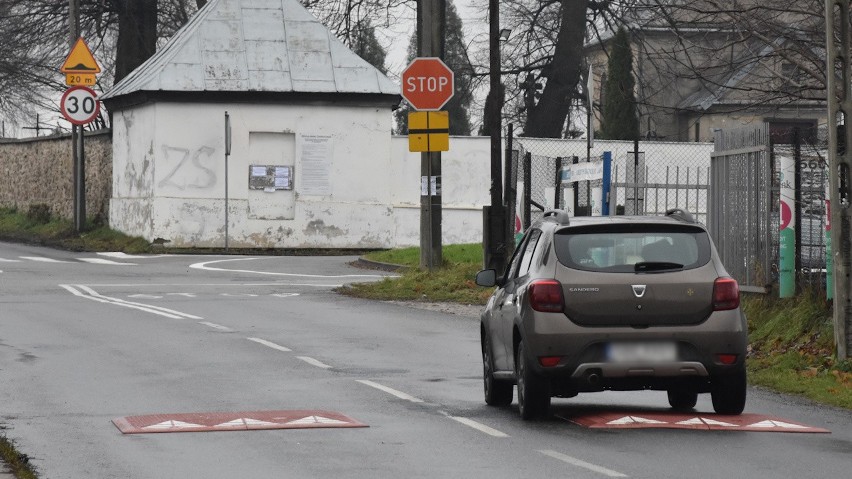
[[0, 131, 112, 220], [110, 102, 399, 248]]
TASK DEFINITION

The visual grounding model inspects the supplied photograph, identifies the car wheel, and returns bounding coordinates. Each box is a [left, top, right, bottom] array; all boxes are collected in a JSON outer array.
[[667, 388, 698, 410], [483, 335, 513, 406], [516, 340, 551, 420], [711, 368, 747, 415]]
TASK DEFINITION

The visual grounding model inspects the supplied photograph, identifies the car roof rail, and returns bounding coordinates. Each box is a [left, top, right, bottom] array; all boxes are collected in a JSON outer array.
[[665, 208, 695, 223], [542, 209, 571, 225]]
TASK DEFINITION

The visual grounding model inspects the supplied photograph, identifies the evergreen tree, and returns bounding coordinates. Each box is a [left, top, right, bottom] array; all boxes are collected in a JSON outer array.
[[394, 0, 472, 135], [599, 27, 639, 141], [351, 19, 388, 74]]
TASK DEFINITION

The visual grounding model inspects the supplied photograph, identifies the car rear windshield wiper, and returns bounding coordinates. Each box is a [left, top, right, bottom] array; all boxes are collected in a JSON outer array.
[[634, 261, 684, 272]]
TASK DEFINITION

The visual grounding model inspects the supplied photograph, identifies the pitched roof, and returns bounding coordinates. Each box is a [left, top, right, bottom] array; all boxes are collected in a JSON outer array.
[[102, 0, 398, 100]]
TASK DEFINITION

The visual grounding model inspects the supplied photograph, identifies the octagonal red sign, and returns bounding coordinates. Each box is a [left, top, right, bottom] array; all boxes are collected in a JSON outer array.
[[401, 57, 454, 111]]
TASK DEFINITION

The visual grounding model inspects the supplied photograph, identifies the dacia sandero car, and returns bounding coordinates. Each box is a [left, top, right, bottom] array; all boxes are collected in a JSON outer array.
[[475, 209, 747, 420]]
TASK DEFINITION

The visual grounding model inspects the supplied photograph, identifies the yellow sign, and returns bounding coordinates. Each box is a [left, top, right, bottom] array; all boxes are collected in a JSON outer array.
[[61, 38, 101, 76], [408, 111, 449, 152], [65, 73, 97, 86]]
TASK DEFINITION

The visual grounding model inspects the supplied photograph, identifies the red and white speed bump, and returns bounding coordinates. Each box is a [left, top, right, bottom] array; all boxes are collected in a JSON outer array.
[[112, 410, 368, 434], [566, 411, 829, 433]]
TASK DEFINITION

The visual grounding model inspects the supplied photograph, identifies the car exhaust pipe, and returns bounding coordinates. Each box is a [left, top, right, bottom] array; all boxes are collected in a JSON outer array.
[[586, 372, 601, 385]]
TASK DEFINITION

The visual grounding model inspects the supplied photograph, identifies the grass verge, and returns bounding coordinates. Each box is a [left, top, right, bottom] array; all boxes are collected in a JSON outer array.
[[0, 433, 37, 479], [0, 206, 150, 253], [348, 244, 852, 409]]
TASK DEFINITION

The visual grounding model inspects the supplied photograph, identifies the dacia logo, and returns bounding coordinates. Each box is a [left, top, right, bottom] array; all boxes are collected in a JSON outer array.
[[632, 284, 646, 298]]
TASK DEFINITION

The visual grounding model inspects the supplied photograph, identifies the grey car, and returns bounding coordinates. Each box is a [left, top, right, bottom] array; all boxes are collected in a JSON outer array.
[[475, 209, 747, 420]]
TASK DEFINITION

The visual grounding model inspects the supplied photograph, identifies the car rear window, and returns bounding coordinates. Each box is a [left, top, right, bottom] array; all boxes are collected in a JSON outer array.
[[553, 223, 711, 272]]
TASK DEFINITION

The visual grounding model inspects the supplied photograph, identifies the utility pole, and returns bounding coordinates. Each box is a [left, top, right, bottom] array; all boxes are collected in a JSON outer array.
[[826, 0, 851, 360], [483, 0, 507, 272], [417, 0, 445, 271]]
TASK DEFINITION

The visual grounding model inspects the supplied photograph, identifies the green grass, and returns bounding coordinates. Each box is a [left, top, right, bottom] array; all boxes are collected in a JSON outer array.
[[742, 290, 852, 409], [0, 433, 37, 479], [0, 206, 151, 253], [342, 243, 492, 304]]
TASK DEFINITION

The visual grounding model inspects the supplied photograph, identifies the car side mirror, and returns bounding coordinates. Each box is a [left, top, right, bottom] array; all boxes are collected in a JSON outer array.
[[475, 269, 499, 287]]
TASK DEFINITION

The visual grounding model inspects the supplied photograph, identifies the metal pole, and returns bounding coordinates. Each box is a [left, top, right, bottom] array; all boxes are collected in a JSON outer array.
[[69, 0, 84, 232], [504, 123, 515, 247], [224, 111, 230, 252], [482, 0, 506, 271], [826, 0, 852, 359]]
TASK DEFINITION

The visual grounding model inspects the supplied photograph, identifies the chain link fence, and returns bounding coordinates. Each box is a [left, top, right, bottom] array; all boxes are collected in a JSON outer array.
[[508, 128, 828, 295], [513, 136, 713, 227], [711, 123, 828, 293]]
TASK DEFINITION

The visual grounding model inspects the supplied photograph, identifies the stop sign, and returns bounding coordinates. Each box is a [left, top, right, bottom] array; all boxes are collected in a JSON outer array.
[[401, 57, 454, 111]]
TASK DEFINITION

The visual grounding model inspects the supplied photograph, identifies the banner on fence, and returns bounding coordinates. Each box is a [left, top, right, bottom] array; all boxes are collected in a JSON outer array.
[[560, 161, 604, 184]]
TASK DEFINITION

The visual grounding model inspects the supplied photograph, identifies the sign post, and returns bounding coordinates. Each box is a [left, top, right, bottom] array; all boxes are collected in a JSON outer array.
[[60, 37, 101, 233], [402, 51, 454, 271]]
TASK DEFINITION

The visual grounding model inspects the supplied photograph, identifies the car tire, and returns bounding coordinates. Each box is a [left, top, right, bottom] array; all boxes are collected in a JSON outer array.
[[667, 388, 698, 410], [483, 335, 513, 406], [516, 340, 551, 420], [711, 368, 747, 415]]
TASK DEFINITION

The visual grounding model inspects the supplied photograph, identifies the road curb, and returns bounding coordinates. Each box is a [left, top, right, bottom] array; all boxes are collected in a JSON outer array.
[[351, 257, 410, 272]]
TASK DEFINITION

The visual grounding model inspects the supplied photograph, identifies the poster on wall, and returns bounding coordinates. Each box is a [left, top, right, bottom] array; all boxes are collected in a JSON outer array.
[[299, 134, 333, 196]]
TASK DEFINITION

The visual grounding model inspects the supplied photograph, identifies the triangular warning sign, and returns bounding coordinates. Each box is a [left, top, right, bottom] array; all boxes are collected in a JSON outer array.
[[287, 415, 349, 425], [606, 416, 667, 425], [61, 37, 101, 74], [142, 420, 205, 430], [747, 420, 808, 429], [214, 418, 278, 428]]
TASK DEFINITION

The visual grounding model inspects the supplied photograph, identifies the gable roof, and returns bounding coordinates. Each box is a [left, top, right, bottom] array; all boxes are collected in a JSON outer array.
[[102, 0, 398, 100]]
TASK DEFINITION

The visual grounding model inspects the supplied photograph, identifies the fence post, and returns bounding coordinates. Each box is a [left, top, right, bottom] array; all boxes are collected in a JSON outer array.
[[524, 152, 532, 230], [554, 157, 563, 209], [504, 123, 515, 250]]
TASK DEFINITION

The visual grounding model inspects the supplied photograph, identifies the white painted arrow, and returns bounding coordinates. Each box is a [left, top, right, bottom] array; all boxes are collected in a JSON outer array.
[[607, 416, 667, 425], [287, 416, 349, 425]]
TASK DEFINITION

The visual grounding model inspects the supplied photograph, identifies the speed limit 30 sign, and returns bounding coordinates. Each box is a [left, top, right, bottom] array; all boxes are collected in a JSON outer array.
[[60, 86, 100, 125]]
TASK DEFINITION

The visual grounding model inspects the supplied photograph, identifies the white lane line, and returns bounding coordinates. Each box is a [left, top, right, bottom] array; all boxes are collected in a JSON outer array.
[[199, 322, 232, 331], [59, 285, 202, 320], [444, 414, 509, 438], [297, 356, 333, 369], [78, 258, 138, 265], [190, 258, 392, 279], [246, 337, 292, 352], [539, 450, 628, 478], [20, 256, 70, 263], [79, 282, 340, 288], [0, 258, 21, 262], [356, 380, 425, 403]]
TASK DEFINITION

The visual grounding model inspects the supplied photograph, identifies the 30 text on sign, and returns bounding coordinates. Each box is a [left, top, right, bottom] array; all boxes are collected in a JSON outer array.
[[60, 86, 100, 125]]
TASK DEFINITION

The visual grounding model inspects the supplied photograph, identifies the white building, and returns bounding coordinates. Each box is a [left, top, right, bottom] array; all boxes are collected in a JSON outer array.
[[102, 0, 406, 248]]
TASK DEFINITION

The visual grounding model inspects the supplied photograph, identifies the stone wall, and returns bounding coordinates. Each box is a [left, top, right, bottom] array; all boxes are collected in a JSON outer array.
[[0, 130, 112, 221]]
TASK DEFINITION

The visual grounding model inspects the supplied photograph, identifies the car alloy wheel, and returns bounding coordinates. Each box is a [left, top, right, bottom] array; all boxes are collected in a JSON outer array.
[[516, 340, 550, 420]]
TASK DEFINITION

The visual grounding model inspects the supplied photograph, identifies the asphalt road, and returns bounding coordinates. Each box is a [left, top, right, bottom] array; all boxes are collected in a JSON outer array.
[[1, 241, 850, 478]]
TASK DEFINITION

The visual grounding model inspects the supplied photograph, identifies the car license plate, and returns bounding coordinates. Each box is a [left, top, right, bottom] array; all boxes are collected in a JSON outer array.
[[607, 342, 677, 363]]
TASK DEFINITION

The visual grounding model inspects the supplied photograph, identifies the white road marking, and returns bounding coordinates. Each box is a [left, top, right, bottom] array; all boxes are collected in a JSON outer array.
[[0, 258, 21, 262], [78, 258, 137, 265], [539, 450, 628, 478], [59, 284, 202, 320], [246, 337, 292, 352], [98, 252, 168, 259], [20, 256, 70, 263], [356, 380, 424, 403], [444, 414, 508, 438], [296, 356, 332, 369], [190, 258, 391, 279], [199, 322, 232, 331], [80, 282, 339, 288]]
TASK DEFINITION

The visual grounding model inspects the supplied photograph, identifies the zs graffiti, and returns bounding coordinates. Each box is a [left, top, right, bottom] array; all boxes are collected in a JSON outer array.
[[159, 145, 217, 190]]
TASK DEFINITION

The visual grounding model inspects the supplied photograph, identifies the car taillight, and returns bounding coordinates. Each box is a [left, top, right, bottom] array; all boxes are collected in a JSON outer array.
[[713, 277, 740, 311], [529, 279, 564, 313]]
